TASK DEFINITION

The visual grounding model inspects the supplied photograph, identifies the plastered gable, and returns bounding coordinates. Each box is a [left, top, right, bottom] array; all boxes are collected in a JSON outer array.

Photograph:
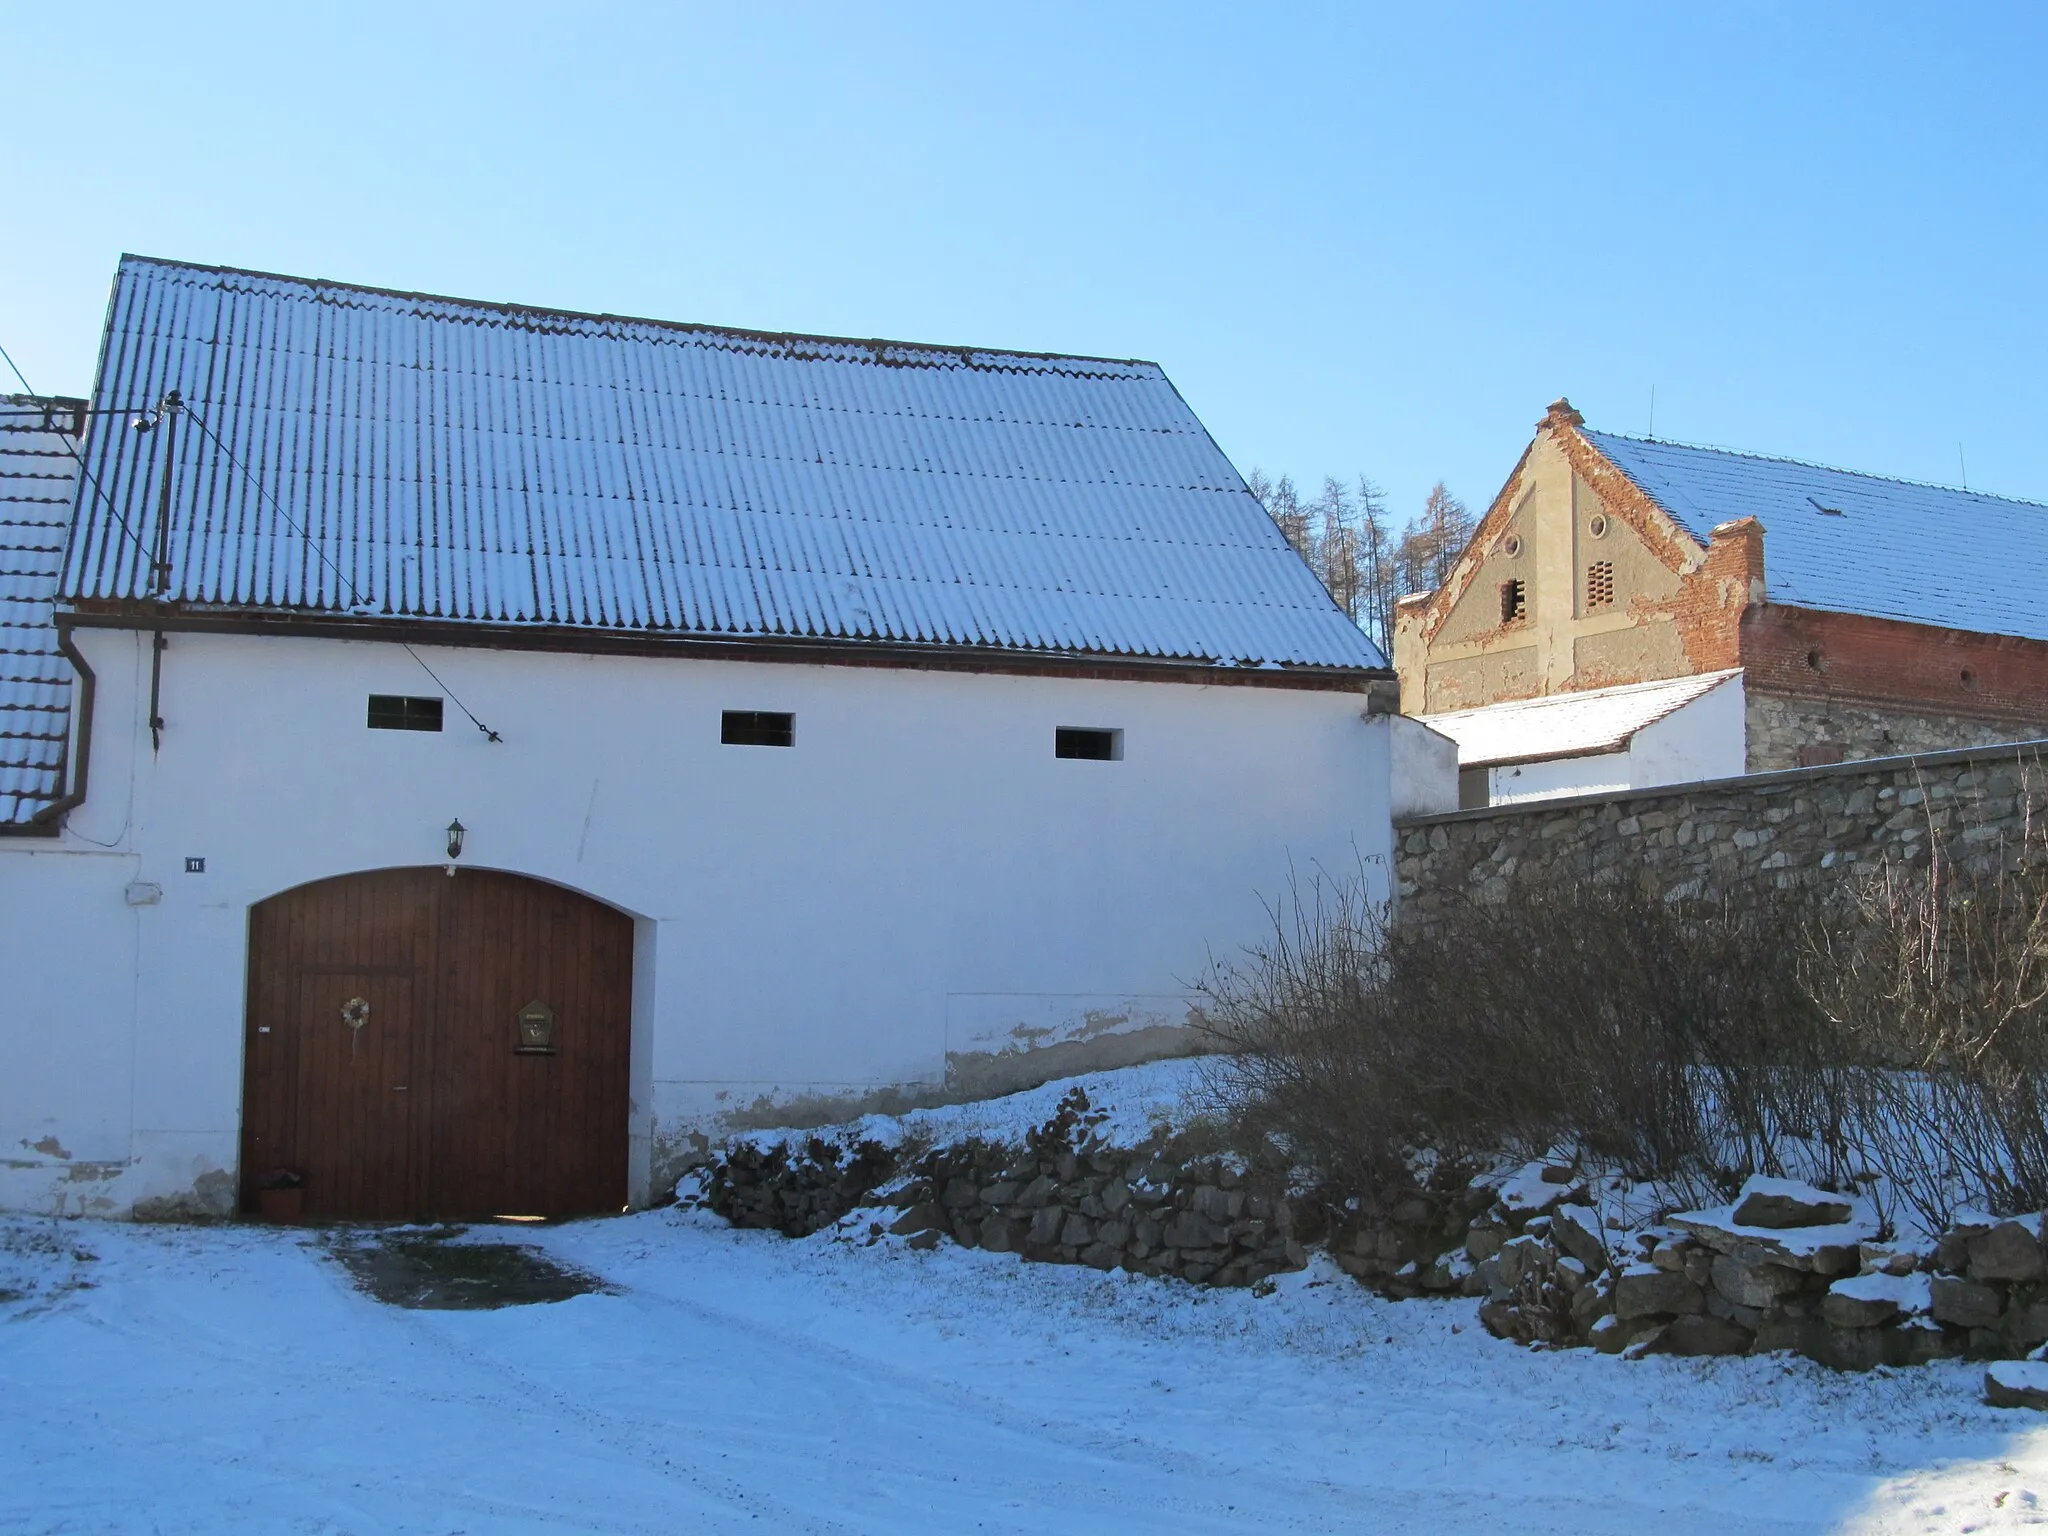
[[1569, 473, 1682, 615], [1397, 402, 1730, 714], [1424, 647, 1538, 710], [1434, 480, 1547, 648], [1564, 469, 1689, 688]]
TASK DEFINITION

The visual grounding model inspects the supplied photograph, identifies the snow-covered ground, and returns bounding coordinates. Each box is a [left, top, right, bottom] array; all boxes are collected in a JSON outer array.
[[728, 1055, 1208, 1155], [3, 1070, 2046, 1532]]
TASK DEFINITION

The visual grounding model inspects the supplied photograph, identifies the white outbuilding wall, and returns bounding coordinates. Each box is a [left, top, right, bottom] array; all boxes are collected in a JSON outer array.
[[1, 627, 1395, 1217], [1624, 674, 1748, 789], [1477, 674, 1748, 806]]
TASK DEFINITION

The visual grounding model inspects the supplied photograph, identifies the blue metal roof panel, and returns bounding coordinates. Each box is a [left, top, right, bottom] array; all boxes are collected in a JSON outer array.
[[1584, 429, 2048, 644], [63, 258, 1381, 668], [0, 397, 81, 824]]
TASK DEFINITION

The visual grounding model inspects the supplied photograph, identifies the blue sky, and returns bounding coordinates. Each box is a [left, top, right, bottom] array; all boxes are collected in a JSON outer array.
[[5, 3, 2044, 526]]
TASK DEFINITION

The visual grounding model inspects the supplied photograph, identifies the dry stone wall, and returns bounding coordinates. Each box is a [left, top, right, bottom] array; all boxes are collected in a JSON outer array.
[[691, 1088, 1323, 1287], [1747, 693, 2048, 774], [1396, 739, 2048, 918], [693, 1087, 1498, 1292], [1471, 1170, 2048, 1376], [689, 1091, 2048, 1387]]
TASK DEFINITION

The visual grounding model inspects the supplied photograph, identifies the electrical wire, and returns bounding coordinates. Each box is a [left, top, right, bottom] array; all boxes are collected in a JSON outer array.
[[7, 334, 502, 744], [0, 340, 154, 569], [176, 401, 503, 743]]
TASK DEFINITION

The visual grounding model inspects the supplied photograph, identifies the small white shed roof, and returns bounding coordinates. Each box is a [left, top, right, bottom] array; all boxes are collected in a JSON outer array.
[[1420, 670, 1742, 768]]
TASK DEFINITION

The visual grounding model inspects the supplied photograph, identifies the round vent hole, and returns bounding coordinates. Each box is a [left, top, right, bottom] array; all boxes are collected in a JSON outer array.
[[1588, 514, 1609, 539]]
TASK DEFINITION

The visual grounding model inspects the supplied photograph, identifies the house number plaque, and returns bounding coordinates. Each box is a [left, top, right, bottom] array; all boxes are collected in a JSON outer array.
[[515, 1000, 557, 1055]]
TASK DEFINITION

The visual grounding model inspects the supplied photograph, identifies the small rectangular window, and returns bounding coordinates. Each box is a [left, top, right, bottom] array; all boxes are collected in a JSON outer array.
[[722, 710, 794, 747], [367, 695, 443, 732], [1499, 579, 1526, 623], [1587, 561, 1615, 609], [1055, 727, 1121, 761]]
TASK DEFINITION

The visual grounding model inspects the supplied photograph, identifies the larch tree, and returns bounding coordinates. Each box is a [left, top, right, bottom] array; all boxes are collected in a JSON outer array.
[[1396, 481, 1474, 598], [1248, 467, 1469, 659]]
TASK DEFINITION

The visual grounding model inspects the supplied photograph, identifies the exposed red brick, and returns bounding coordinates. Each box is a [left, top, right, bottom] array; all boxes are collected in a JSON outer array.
[[1546, 410, 1712, 586], [1742, 606, 2048, 726], [1670, 517, 1760, 674]]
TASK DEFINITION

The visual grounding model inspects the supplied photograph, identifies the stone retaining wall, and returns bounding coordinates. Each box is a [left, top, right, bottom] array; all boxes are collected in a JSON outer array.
[[690, 1092, 2048, 1380], [1471, 1171, 2048, 1374], [692, 1088, 1328, 1287], [692, 1087, 1498, 1292], [1396, 739, 2048, 918]]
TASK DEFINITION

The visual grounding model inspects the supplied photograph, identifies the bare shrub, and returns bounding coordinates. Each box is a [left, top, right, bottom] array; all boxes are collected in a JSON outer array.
[[1203, 756, 2048, 1239], [1805, 798, 2048, 1231], [1197, 868, 1854, 1216], [1191, 875, 1430, 1216]]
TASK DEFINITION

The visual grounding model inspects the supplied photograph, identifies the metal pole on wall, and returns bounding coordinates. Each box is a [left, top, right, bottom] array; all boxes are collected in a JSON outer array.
[[140, 390, 182, 753]]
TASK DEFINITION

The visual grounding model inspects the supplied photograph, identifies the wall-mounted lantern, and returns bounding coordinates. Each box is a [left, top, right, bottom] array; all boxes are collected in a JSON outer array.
[[446, 819, 466, 860], [515, 1000, 557, 1055]]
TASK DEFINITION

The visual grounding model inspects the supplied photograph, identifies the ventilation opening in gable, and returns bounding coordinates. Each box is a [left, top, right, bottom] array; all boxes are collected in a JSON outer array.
[[1586, 562, 1615, 609], [1499, 580, 1526, 624]]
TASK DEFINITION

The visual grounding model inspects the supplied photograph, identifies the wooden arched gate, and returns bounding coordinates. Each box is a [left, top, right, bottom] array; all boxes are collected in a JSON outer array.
[[239, 868, 634, 1220]]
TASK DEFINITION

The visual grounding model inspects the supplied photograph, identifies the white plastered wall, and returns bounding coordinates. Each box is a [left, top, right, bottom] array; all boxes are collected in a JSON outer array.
[[0, 628, 1395, 1216], [1626, 673, 1747, 788], [1387, 715, 1459, 820], [1486, 751, 1632, 805]]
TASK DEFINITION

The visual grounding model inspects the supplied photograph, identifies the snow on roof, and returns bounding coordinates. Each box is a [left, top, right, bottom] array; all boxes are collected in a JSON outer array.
[[0, 397, 81, 826], [1420, 670, 1741, 768], [1584, 429, 2048, 644], [57, 257, 1385, 671]]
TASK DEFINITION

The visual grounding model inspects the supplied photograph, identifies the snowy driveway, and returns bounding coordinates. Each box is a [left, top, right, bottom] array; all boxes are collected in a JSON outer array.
[[1, 1211, 2042, 1534]]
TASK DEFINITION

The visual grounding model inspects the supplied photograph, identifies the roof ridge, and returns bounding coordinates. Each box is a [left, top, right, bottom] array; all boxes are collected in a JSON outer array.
[[1583, 426, 2048, 513], [117, 254, 1162, 377]]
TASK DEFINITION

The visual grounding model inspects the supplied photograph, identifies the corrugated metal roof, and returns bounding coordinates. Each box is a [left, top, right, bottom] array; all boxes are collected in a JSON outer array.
[[1421, 670, 1741, 767], [0, 396, 81, 824], [59, 257, 1385, 670], [1584, 429, 2048, 644]]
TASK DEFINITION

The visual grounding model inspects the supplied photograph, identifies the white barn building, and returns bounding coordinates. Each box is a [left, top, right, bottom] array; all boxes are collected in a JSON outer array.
[[1, 257, 1418, 1221]]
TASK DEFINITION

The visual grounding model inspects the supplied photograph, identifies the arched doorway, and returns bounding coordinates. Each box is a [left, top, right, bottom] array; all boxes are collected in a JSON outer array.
[[240, 868, 634, 1220]]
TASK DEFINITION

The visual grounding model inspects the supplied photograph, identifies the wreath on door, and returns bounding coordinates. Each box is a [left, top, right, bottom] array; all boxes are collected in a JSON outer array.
[[341, 995, 370, 1055]]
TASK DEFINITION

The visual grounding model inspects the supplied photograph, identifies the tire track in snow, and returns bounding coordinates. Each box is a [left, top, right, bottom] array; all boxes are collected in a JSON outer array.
[[534, 1217, 1845, 1535], [417, 1262, 1285, 1533], [1, 1225, 822, 1535]]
